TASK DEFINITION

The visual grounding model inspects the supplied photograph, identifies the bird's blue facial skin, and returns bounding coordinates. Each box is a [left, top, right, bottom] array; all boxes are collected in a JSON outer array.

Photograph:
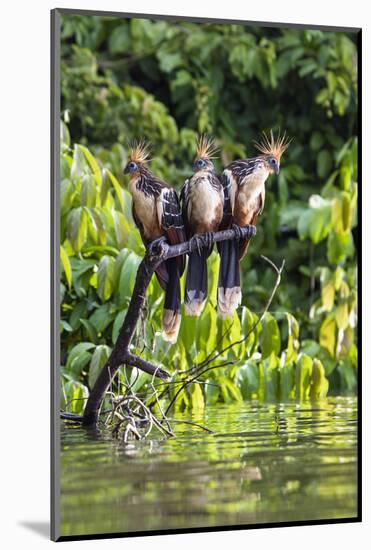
[[124, 161, 139, 174], [193, 158, 207, 171], [268, 157, 280, 174]]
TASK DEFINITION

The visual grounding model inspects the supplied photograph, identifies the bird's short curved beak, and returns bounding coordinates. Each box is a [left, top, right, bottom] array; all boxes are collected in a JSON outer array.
[[123, 164, 129, 174], [274, 164, 280, 175]]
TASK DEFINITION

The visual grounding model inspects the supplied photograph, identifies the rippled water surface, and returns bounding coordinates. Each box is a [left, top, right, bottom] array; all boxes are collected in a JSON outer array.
[[60, 397, 358, 537]]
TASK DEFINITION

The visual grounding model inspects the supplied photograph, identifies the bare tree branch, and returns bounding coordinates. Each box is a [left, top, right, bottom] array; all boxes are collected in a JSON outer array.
[[60, 224, 257, 427]]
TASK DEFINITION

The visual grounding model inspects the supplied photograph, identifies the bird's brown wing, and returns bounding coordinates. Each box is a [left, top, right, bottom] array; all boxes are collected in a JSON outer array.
[[238, 193, 263, 259], [157, 188, 186, 276], [180, 179, 191, 239], [131, 203, 150, 246], [132, 195, 169, 289], [219, 168, 238, 230]]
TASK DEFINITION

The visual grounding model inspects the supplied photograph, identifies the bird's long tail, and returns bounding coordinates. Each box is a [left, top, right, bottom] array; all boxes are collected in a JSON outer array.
[[162, 257, 182, 343], [185, 249, 209, 317], [217, 239, 241, 319]]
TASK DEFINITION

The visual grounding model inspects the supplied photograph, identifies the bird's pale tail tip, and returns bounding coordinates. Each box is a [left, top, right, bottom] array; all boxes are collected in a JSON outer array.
[[217, 286, 242, 319], [162, 309, 181, 344], [184, 299, 207, 317]]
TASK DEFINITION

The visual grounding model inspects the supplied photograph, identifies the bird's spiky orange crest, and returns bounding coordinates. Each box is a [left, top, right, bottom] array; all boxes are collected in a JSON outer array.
[[128, 140, 151, 164], [196, 134, 219, 160], [254, 130, 291, 161]]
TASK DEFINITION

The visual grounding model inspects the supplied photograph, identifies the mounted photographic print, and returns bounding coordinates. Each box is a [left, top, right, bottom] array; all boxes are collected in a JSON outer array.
[[51, 8, 361, 542]]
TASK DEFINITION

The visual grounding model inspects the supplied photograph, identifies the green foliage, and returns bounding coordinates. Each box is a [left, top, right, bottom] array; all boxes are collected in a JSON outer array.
[[60, 15, 358, 411]]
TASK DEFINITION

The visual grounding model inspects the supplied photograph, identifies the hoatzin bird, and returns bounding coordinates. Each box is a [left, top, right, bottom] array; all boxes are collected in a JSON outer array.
[[181, 135, 224, 316], [217, 130, 291, 319], [124, 142, 186, 343]]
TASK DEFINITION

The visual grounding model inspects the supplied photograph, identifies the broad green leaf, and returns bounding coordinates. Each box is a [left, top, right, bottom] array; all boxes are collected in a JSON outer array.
[[100, 169, 111, 206], [190, 383, 205, 409], [297, 209, 312, 240], [60, 120, 70, 151], [198, 303, 217, 355], [207, 251, 220, 308], [179, 313, 198, 355], [261, 354, 279, 401], [337, 360, 357, 392], [309, 203, 332, 244], [295, 353, 313, 400], [66, 342, 96, 371], [218, 312, 242, 357], [80, 319, 99, 344], [205, 379, 220, 405], [108, 23, 131, 53], [335, 303, 349, 330], [89, 345, 111, 388], [79, 144, 102, 185], [97, 255, 116, 302], [300, 339, 321, 358], [80, 174, 97, 207], [126, 368, 151, 394], [310, 131, 324, 151], [321, 280, 335, 311], [327, 230, 354, 265], [317, 150, 333, 179], [60, 378, 89, 414], [85, 208, 107, 246], [118, 251, 141, 304], [112, 309, 127, 344], [331, 197, 344, 233], [260, 313, 281, 359], [237, 361, 259, 400], [280, 363, 295, 401], [71, 144, 88, 179], [67, 207, 88, 252], [70, 351, 93, 379], [240, 306, 256, 356], [89, 303, 116, 334], [60, 179, 75, 215], [341, 192, 352, 231], [113, 248, 131, 287], [310, 358, 329, 399], [112, 210, 130, 249], [174, 388, 190, 411], [60, 245, 72, 289], [60, 320, 73, 333], [219, 376, 243, 403], [319, 316, 337, 357], [69, 301, 89, 330], [107, 169, 125, 212]]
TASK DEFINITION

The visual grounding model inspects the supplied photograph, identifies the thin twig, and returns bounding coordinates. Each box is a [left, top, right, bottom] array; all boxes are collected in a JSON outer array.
[[193, 256, 285, 373], [164, 362, 234, 416]]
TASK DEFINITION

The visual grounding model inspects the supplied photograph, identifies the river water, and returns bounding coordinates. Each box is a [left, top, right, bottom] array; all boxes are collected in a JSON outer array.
[[60, 396, 358, 537]]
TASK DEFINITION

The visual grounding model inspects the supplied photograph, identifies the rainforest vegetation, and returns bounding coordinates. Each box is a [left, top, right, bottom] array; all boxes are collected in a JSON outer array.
[[59, 14, 358, 417]]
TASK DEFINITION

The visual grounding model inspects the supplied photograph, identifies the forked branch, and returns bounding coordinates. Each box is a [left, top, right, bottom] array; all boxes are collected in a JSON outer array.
[[77, 224, 257, 426]]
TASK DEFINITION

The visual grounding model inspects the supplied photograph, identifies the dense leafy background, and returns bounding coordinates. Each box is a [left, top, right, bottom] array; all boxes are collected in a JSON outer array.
[[59, 15, 358, 414]]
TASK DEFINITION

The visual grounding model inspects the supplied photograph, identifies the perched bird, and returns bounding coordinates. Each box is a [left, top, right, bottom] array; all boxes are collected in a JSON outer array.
[[217, 130, 291, 319], [181, 135, 224, 316], [124, 141, 186, 343]]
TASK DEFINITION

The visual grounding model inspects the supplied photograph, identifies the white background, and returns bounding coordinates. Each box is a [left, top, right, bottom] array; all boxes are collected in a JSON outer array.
[[0, 0, 369, 548]]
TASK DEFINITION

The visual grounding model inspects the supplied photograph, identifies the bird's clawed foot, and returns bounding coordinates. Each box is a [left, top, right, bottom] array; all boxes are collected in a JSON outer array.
[[189, 234, 203, 256], [148, 236, 168, 257], [232, 224, 245, 240], [203, 231, 214, 249]]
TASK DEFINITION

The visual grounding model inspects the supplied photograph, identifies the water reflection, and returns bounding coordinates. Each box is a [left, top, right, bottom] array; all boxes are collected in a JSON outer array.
[[60, 397, 357, 537]]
